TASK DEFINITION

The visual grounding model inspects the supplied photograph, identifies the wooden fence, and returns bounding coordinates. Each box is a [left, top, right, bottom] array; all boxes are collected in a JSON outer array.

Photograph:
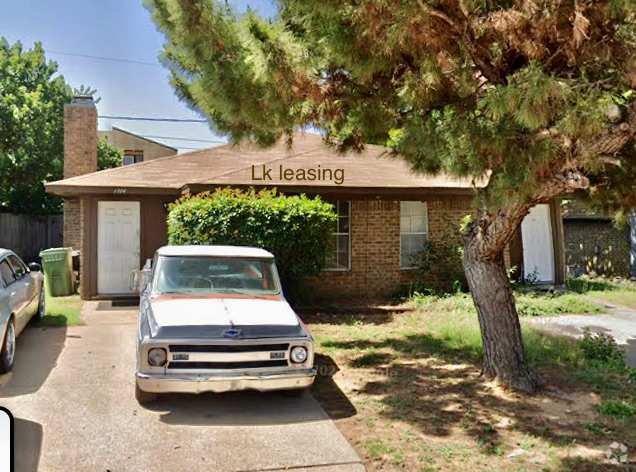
[[0, 213, 63, 262]]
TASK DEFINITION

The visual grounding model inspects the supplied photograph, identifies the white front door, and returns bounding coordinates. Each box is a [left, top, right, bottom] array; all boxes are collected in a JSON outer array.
[[521, 204, 554, 282], [521, 204, 555, 283], [98, 201, 140, 294]]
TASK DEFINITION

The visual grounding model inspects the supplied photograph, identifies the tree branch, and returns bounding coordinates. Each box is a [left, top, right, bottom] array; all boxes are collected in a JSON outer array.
[[415, 0, 505, 84], [588, 101, 636, 156], [415, 0, 462, 33]]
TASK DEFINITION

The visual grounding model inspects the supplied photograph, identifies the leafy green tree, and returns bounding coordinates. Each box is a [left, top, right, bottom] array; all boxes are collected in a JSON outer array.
[[146, 0, 636, 392], [0, 39, 122, 215], [98, 137, 124, 170]]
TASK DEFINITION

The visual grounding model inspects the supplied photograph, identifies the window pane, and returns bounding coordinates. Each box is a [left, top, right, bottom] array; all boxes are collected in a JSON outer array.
[[338, 201, 350, 217], [123, 156, 133, 165], [400, 201, 428, 268], [336, 234, 347, 252], [338, 216, 349, 233], [325, 235, 337, 269], [401, 200, 426, 215], [401, 201, 421, 216], [325, 201, 350, 270], [410, 216, 427, 233], [408, 233, 427, 253], [400, 234, 427, 268], [7, 256, 26, 278], [337, 249, 348, 269], [134, 155, 143, 163], [400, 216, 411, 232], [400, 251, 410, 268], [0, 261, 16, 286]]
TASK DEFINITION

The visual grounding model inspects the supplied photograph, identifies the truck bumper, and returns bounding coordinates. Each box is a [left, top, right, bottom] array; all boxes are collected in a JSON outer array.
[[136, 368, 316, 394]]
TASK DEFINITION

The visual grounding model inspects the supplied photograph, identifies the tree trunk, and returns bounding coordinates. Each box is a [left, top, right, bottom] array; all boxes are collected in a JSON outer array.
[[463, 238, 542, 394]]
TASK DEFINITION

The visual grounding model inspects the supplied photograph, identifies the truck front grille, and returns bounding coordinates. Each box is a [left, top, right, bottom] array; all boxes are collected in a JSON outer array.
[[168, 360, 288, 369], [168, 343, 289, 353], [165, 343, 293, 370]]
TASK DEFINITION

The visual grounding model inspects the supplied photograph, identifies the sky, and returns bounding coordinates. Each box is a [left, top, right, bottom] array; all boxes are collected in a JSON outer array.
[[0, 0, 277, 153], [0, 409, 8, 472]]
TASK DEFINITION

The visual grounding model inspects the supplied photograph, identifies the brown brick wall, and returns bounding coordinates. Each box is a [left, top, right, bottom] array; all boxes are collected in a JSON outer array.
[[63, 98, 97, 251], [307, 196, 481, 298], [63, 198, 81, 250], [63, 101, 98, 179], [564, 219, 630, 276]]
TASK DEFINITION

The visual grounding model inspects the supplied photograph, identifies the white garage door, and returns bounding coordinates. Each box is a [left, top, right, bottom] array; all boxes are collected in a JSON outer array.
[[521, 204, 555, 283], [98, 201, 140, 295]]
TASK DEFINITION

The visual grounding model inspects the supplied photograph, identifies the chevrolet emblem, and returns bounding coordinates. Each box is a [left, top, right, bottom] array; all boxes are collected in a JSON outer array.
[[222, 328, 242, 338]]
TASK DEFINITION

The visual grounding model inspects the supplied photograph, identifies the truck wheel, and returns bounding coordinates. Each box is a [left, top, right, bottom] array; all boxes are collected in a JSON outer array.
[[135, 383, 158, 404], [0, 319, 16, 374]]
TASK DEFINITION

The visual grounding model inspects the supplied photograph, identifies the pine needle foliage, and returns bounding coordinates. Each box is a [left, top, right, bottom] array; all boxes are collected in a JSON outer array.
[[146, 0, 636, 214]]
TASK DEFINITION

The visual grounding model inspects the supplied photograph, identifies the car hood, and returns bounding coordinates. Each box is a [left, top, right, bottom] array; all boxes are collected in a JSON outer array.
[[146, 297, 306, 339]]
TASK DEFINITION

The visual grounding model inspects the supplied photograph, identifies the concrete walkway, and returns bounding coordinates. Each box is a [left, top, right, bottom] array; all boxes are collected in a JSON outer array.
[[0, 302, 364, 472], [528, 297, 636, 367]]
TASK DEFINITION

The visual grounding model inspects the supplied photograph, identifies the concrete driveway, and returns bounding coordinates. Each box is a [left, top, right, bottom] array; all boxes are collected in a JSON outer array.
[[528, 298, 636, 367], [0, 303, 364, 472]]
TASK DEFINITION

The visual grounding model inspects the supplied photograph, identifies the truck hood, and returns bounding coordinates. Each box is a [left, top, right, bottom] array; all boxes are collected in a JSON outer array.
[[146, 297, 306, 339]]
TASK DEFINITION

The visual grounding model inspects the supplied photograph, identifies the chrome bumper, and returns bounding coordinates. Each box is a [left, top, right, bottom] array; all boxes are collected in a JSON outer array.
[[136, 368, 316, 394]]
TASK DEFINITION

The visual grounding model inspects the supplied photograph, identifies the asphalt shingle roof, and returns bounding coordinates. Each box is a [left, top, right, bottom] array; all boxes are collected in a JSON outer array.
[[46, 132, 475, 196]]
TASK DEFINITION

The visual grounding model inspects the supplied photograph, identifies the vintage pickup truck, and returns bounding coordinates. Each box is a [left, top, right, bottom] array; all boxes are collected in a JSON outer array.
[[134, 245, 316, 403]]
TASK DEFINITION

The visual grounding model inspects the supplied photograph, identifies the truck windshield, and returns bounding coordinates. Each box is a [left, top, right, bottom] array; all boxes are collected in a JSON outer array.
[[155, 256, 280, 295]]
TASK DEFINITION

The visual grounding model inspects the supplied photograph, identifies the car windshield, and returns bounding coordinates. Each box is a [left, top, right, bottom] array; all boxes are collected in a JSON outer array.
[[155, 256, 280, 295]]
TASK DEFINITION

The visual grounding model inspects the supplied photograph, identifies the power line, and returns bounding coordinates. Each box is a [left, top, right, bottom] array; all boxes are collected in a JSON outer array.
[[48, 50, 161, 67], [141, 134, 225, 143], [99, 115, 208, 123]]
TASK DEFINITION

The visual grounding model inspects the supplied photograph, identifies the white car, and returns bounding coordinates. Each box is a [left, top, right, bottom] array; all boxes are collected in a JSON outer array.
[[134, 245, 316, 404], [0, 249, 45, 374]]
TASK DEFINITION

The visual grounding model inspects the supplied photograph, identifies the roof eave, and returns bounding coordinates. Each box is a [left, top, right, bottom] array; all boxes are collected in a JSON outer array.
[[45, 183, 182, 197], [183, 183, 477, 197]]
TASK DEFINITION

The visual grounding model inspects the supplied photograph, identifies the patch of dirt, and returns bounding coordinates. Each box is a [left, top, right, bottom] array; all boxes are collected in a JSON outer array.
[[315, 359, 631, 471]]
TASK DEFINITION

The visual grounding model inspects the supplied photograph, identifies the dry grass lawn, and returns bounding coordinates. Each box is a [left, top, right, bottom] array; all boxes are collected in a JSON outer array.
[[304, 293, 636, 472]]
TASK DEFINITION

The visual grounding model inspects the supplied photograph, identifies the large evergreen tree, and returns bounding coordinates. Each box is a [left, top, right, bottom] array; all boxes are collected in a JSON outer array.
[[0, 39, 122, 215], [146, 0, 636, 392]]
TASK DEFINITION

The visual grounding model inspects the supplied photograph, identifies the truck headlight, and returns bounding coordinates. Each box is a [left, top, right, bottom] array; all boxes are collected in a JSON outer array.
[[290, 346, 308, 364], [148, 348, 167, 366]]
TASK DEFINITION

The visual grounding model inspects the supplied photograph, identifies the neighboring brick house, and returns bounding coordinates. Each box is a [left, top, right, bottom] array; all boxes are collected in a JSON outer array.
[[562, 200, 635, 277], [48, 96, 565, 300]]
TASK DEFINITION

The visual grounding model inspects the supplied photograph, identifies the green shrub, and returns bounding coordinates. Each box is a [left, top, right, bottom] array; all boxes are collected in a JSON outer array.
[[515, 293, 604, 316], [167, 188, 337, 298], [404, 217, 467, 294], [580, 329, 625, 364], [598, 400, 635, 418], [566, 277, 617, 293]]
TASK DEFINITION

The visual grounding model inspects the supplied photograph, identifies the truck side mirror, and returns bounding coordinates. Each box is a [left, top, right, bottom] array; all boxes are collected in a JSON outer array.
[[130, 269, 152, 293], [130, 270, 141, 293]]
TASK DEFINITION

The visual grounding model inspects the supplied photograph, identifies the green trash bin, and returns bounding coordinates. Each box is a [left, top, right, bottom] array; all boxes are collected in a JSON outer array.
[[39, 248, 75, 297]]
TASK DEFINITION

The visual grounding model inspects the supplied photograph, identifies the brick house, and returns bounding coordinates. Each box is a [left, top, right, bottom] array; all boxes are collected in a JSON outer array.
[[562, 200, 636, 277], [47, 97, 566, 300]]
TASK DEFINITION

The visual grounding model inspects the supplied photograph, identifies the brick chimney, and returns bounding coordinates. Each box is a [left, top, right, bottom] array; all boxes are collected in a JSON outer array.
[[63, 96, 97, 250]]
